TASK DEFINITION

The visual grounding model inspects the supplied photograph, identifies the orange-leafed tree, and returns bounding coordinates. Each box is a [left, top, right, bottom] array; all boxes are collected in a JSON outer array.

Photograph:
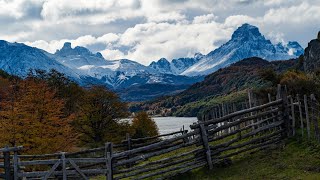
[[131, 112, 159, 139], [0, 77, 77, 154]]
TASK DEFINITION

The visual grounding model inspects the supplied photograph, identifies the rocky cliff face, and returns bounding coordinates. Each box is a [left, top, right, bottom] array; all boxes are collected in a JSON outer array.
[[304, 32, 320, 72]]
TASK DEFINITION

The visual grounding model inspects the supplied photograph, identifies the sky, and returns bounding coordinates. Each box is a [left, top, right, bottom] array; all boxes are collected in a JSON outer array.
[[1, 0, 319, 65]]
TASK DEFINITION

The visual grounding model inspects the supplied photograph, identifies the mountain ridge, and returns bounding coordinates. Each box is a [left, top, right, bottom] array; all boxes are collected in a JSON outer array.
[[181, 23, 303, 76]]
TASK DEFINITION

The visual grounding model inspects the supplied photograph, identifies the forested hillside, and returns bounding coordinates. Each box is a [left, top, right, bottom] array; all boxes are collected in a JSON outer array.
[[131, 57, 297, 117]]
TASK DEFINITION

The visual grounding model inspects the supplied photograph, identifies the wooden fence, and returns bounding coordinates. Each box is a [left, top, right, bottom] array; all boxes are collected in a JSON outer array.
[[1, 85, 318, 180]]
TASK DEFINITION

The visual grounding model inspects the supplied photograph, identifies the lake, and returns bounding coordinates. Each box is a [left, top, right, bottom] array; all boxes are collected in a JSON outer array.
[[153, 117, 198, 134], [123, 117, 198, 135]]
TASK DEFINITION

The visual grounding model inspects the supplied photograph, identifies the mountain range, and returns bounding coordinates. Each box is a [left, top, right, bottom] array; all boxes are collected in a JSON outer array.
[[0, 23, 304, 101], [149, 24, 303, 76]]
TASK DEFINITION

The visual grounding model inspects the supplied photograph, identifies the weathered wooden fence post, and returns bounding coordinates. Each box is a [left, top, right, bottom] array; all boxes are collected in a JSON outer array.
[[276, 84, 281, 100], [297, 94, 304, 137], [311, 94, 320, 142], [106, 142, 114, 180], [13, 150, 19, 180], [290, 96, 296, 136], [248, 89, 256, 129], [125, 133, 132, 168], [61, 152, 67, 180], [199, 123, 213, 170], [3, 146, 11, 180], [280, 85, 291, 137], [304, 95, 311, 139]]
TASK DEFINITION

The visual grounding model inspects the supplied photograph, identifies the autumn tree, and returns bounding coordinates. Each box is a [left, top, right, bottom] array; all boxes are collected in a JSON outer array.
[[31, 69, 85, 116], [0, 77, 77, 154], [131, 112, 159, 139], [73, 86, 130, 147], [279, 70, 317, 95]]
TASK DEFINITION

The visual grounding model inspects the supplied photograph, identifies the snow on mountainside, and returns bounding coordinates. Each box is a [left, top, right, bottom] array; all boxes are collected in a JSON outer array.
[[148, 53, 203, 75], [52, 42, 199, 89], [0, 40, 80, 80], [0, 39, 201, 91], [182, 24, 303, 76], [287, 41, 304, 56]]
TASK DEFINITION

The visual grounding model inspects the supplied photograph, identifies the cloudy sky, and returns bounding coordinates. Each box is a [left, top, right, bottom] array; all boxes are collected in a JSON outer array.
[[1, 0, 319, 65]]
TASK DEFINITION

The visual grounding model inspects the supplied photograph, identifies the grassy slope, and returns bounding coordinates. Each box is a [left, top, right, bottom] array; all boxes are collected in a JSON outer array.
[[174, 138, 320, 180]]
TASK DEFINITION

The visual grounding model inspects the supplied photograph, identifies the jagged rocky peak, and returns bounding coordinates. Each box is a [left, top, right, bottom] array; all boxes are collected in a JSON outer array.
[[304, 32, 320, 72], [194, 52, 204, 60], [182, 23, 300, 76], [149, 58, 170, 67], [55, 42, 103, 58], [96, 52, 104, 59], [318, 31, 320, 41], [287, 41, 304, 56], [158, 58, 170, 64], [149, 58, 171, 73], [275, 41, 304, 56], [231, 23, 264, 41], [62, 42, 72, 49]]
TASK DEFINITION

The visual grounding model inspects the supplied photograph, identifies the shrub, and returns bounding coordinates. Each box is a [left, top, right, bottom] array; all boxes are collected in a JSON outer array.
[[131, 112, 159, 139]]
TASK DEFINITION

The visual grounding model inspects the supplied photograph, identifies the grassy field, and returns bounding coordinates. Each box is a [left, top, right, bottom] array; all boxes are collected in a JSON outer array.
[[173, 138, 320, 180]]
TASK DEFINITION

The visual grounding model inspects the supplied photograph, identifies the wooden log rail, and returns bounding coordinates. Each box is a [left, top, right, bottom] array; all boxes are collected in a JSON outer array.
[[206, 109, 281, 133], [209, 122, 284, 152], [190, 99, 283, 129], [122, 130, 186, 143]]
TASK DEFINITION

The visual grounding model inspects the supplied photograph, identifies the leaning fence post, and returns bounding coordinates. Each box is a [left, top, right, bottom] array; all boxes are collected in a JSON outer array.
[[199, 123, 213, 170], [3, 146, 11, 180], [105, 143, 113, 180], [304, 95, 311, 140], [311, 94, 320, 142]]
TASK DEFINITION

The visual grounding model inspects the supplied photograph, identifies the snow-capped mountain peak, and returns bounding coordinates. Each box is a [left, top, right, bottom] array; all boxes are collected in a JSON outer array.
[[149, 58, 171, 74], [231, 23, 265, 41], [149, 56, 201, 75], [182, 23, 302, 76], [287, 41, 304, 56], [55, 42, 102, 58], [0, 40, 80, 80]]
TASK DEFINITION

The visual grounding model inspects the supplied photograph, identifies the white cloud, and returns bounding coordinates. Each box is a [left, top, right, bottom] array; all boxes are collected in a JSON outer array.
[[224, 15, 258, 28], [263, 2, 320, 24], [101, 49, 125, 60], [146, 12, 186, 23], [193, 14, 218, 24], [0, 0, 24, 19], [97, 33, 120, 44]]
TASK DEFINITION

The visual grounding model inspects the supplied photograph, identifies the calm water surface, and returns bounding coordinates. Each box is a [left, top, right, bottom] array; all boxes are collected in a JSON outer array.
[[124, 117, 198, 135]]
